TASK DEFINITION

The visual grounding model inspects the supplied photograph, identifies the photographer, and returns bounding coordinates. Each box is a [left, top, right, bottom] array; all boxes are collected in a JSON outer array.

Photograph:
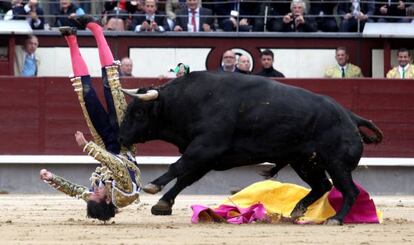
[[282, 0, 317, 32], [130, 0, 168, 32]]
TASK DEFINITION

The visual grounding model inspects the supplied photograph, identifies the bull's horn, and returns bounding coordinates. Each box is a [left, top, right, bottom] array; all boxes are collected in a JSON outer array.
[[121, 89, 159, 101]]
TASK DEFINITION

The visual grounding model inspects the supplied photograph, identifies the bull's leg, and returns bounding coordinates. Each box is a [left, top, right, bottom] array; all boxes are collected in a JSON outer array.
[[324, 167, 359, 225], [143, 166, 177, 194], [145, 132, 233, 194], [290, 164, 332, 220], [151, 168, 209, 215]]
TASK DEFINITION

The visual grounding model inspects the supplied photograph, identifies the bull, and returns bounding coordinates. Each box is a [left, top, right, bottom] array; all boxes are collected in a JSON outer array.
[[119, 71, 382, 225]]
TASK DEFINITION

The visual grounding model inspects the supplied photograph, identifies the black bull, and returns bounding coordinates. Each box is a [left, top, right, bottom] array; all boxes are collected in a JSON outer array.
[[119, 71, 382, 225]]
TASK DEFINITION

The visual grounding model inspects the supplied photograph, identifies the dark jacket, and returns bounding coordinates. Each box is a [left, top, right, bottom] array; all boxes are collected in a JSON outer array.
[[54, 3, 83, 29], [282, 15, 318, 32], [256, 68, 285, 77], [174, 7, 214, 31], [130, 11, 169, 31]]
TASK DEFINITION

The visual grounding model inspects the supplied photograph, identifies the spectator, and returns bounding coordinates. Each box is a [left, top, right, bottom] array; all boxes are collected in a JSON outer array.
[[324, 46, 363, 78], [102, 0, 140, 31], [236, 55, 251, 74], [282, 0, 318, 32], [337, 0, 374, 32], [375, 1, 412, 23], [54, 0, 85, 29], [254, 1, 291, 32], [386, 48, 414, 79], [22, 0, 45, 30], [255, 49, 285, 77], [171, 63, 190, 77], [14, 34, 40, 77], [219, 50, 237, 72], [309, 0, 339, 32], [3, 0, 25, 20], [119, 57, 134, 77], [211, 1, 260, 32], [130, 0, 168, 32], [173, 0, 214, 32], [165, 0, 188, 30]]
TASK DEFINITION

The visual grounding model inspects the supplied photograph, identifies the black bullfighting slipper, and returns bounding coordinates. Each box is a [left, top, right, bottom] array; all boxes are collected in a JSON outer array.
[[59, 26, 77, 36], [74, 15, 102, 30]]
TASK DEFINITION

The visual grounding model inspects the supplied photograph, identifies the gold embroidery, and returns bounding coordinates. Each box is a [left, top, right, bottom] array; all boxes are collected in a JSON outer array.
[[47, 174, 90, 201], [71, 77, 105, 149], [105, 65, 136, 155]]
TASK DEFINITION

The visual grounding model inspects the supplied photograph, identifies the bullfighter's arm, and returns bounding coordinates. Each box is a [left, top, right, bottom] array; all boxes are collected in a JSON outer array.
[[40, 169, 91, 201]]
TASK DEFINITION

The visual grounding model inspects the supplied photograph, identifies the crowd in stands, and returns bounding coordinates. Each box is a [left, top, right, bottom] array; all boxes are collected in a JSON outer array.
[[1, 0, 414, 33], [12, 32, 414, 79]]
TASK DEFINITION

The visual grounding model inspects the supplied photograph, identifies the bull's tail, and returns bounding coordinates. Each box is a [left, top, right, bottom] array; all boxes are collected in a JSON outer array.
[[348, 111, 383, 144]]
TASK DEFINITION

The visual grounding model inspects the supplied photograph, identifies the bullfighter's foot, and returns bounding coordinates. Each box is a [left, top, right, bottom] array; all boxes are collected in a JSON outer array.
[[75, 15, 101, 29], [151, 200, 173, 215], [59, 26, 77, 36], [143, 183, 162, 194], [324, 218, 343, 226]]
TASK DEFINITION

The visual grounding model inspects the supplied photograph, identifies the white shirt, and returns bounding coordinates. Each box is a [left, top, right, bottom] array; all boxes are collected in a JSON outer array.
[[187, 7, 200, 32]]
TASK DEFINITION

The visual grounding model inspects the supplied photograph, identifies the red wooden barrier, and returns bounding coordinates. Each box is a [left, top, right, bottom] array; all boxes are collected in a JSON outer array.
[[0, 77, 413, 157]]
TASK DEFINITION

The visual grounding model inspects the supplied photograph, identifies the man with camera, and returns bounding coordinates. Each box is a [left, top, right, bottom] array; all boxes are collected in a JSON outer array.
[[281, 0, 317, 32], [130, 0, 168, 32]]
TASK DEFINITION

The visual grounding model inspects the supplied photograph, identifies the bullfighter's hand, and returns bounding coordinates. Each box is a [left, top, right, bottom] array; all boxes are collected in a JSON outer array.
[[74, 131, 88, 147]]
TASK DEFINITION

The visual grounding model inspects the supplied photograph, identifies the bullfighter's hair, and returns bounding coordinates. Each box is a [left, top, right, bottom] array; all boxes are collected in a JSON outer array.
[[86, 200, 116, 221]]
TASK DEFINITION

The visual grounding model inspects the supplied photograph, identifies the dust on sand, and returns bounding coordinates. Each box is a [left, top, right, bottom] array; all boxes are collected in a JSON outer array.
[[0, 194, 413, 244]]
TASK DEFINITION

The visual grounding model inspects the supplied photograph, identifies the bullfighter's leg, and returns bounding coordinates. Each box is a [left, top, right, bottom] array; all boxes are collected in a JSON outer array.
[[324, 166, 359, 225], [290, 163, 332, 220], [150, 168, 210, 215]]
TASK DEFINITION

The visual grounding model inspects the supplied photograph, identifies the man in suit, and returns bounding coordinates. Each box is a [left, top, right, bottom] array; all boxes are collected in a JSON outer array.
[[337, 0, 375, 32], [375, 0, 413, 23], [324, 46, 363, 78], [14, 35, 40, 76], [173, 0, 214, 32], [130, 0, 168, 32]]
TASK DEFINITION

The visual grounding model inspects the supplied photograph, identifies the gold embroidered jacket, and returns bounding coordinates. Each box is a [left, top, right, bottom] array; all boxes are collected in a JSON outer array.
[[324, 63, 363, 78], [386, 65, 414, 79], [44, 141, 142, 208]]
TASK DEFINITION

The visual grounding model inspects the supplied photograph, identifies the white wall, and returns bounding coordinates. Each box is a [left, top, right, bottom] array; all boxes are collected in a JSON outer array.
[[36, 47, 399, 78]]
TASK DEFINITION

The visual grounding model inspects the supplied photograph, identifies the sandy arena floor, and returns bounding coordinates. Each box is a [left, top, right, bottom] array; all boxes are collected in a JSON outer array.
[[0, 194, 414, 244]]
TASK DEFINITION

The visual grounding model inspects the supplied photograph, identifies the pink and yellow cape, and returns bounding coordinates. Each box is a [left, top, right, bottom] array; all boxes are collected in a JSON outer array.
[[191, 180, 382, 224]]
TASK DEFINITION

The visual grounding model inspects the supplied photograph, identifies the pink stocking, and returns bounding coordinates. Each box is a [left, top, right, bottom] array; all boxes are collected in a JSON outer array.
[[86, 22, 114, 67], [64, 35, 89, 77]]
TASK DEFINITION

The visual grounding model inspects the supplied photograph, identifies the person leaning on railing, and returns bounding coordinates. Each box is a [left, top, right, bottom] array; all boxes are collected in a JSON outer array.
[[53, 0, 85, 29], [337, 0, 375, 32], [309, 0, 339, 32], [282, 0, 318, 32], [375, 0, 413, 23]]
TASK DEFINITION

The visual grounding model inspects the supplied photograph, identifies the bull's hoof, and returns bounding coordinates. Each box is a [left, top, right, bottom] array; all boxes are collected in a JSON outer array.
[[324, 218, 343, 226], [290, 208, 306, 220], [143, 183, 162, 194], [151, 200, 172, 215]]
